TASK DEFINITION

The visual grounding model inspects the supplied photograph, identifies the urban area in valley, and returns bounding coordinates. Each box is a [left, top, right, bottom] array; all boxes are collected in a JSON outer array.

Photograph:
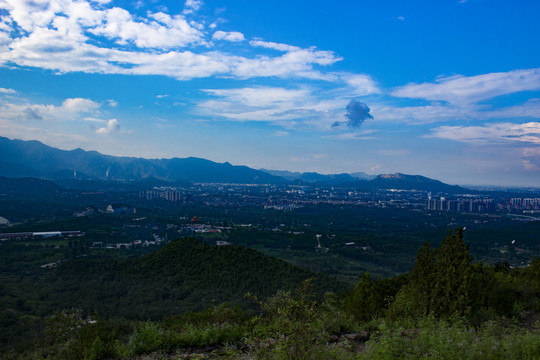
[[2, 180, 539, 281]]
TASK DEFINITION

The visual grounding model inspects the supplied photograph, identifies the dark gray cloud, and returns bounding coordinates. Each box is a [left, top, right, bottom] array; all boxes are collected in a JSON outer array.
[[332, 100, 373, 128], [23, 107, 43, 121]]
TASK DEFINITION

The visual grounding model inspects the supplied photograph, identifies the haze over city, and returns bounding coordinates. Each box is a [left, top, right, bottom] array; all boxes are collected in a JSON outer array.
[[0, 0, 539, 187]]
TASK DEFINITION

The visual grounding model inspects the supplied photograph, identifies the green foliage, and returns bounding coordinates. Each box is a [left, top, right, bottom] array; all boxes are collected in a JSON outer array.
[[386, 242, 435, 319], [37, 309, 119, 360], [521, 257, 540, 299], [387, 228, 540, 324], [124, 304, 250, 357], [431, 228, 473, 316], [358, 317, 540, 359], [128, 321, 165, 355], [344, 273, 378, 322], [247, 279, 356, 360], [1, 219, 539, 358], [389, 229, 488, 319]]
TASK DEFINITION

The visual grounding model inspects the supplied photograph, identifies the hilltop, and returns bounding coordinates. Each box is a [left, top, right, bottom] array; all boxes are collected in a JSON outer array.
[[42, 238, 346, 319]]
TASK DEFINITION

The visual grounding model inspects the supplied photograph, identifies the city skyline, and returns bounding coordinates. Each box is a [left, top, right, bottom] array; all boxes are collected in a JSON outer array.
[[0, 0, 539, 186]]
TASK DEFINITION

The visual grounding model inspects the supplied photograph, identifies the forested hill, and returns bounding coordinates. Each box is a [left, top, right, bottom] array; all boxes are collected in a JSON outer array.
[[49, 238, 345, 320], [0, 176, 68, 198]]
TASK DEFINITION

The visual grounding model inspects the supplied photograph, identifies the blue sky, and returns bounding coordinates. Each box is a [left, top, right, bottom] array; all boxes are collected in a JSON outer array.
[[0, 0, 539, 186]]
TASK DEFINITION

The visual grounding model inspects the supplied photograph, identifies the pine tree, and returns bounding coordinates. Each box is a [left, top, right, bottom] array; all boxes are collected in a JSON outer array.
[[430, 228, 473, 317], [387, 242, 435, 318], [345, 272, 377, 321]]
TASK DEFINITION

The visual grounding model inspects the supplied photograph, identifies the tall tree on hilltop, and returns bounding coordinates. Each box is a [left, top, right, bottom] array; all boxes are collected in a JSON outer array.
[[431, 228, 473, 317], [387, 241, 435, 318], [388, 228, 475, 319], [344, 272, 377, 321]]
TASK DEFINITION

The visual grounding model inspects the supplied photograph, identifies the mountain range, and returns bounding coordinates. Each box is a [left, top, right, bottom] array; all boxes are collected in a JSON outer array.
[[0, 136, 467, 193]]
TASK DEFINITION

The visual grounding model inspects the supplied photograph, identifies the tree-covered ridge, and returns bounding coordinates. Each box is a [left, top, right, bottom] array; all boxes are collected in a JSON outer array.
[[132, 238, 344, 298], [12, 238, 344, 321], [2, 230, 539, 359]]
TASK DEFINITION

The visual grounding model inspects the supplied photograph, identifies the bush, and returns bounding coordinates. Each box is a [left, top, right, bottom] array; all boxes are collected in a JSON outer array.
[[358, 316, 540, 359]]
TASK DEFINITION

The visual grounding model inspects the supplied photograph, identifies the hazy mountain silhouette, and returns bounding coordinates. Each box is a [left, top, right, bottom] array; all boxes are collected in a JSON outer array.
[[0, 137, 467, 192], [0, 136, 284, 184]]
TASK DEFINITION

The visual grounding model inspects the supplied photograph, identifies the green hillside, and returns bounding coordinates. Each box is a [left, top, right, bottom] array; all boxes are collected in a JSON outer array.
[[2, 231, 538, 360], [44, 238, 344, 320]]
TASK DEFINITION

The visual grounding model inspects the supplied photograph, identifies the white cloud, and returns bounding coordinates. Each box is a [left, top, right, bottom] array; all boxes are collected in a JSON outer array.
[[62, 98, 100, 113], [521, 148, 540, 171], [203, 87, 312, 107], [0, 94, 121, 151], [83, 117, 106, 123], [0, 87, 16, 94], [249, 40, 300, 52], [228, 48, 341, 79], [376, 149, 411, 156], [95, 118, 120, 134], [392, 68, 540, 105], [486, 99, 540, 119], [0, 95, 102, 125], [312, 153, 329, 159], [339, 73, 380, 95], [89, 9, 205, 49], [429, 122, 540, 145], [373, 103, 471, 124], [373, 97, 540, 125], [0, 0, 344, 81], [183, 0, 202, 14], [212, 30, 245, 42], [198, 86, 346, 131], [324, 130, 378, 140], [272, 130, 289, 137]]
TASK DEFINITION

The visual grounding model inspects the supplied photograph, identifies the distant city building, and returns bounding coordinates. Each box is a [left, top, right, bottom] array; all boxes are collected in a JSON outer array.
[[139, 189, 181, 202], [0, 231, 84, 241]]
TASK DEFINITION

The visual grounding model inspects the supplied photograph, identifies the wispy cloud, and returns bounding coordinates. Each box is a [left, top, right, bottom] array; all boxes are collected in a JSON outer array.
[[0, 87, 16, 94], [429, 122, 540, 145], [338, 73, 380, 96], [0, 94, 125, 151], [212, 30, 245, 42], [0, 96, 101, 123], [198, 86, 347, 130], [374, 94, 540, 125], [249, 40, 301, 52], [183, 0, 203, 14], [324, 130, 378, 140], [522, 148, 540, 171], [391, 68, 540, 106], [376, 149, 411, 156], [202, 87, 312, 108]]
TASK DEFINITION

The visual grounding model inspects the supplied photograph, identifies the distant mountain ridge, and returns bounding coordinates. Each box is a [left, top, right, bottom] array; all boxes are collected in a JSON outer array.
[[261, 169, 375, 184], [349, 173, 467, 193], [0, 136, 468, 192], [0, 136, 284, 184]]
